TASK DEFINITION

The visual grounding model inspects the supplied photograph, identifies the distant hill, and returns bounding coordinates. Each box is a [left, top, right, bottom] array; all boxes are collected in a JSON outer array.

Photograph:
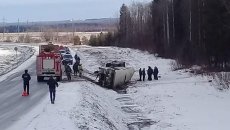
[[0, 18, 119, 32], [82, 18, 118, 24], [0, 18, 118, 26]]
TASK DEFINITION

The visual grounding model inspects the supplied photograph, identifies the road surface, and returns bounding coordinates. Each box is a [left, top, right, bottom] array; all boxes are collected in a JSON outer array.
[[0, 62, 48, 130]]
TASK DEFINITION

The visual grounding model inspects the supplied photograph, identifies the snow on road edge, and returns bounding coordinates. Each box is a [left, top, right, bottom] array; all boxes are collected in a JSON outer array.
[[0, 44, 37, 82]]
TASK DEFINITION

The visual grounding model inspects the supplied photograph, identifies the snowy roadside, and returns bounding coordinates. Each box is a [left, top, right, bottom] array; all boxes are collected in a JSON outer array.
[[8, 81, 128, 130], [0, 43, 35, 77], [7, 45, 230, 130], [76, 46, 230, 130]]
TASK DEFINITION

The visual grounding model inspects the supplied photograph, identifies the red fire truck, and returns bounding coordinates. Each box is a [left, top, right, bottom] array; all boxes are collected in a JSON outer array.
[[36, 44, 62, 82]]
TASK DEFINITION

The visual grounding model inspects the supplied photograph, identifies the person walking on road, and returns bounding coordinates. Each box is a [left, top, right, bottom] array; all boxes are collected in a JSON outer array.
[[142, 68, 146, 81], [22, 69, 31, 96], [47, 76, 58, 104], [139, 68, 142, 81]]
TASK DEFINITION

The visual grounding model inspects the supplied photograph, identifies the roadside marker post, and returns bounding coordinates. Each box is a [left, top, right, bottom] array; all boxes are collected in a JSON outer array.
[[14, 47, 18, 64]]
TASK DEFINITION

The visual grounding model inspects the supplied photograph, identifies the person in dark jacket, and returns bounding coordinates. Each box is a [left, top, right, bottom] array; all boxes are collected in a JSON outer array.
[[77, 57, 80, 63], [73, 62, 79, 76], [147, 66, 153, 81], [65, 64, 72, 80], [74, 54, 81, 64], [22, 70, 31, 95], [74, 54, 78, 61], [153, 66, 159, 80], [142, 68, 146, 81], [139, 68, 142, 81], [47, 76, 58, 104]]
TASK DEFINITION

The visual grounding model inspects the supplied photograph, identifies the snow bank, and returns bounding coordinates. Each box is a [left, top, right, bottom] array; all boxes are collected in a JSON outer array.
[[8, 81, 128, 130], [76, 46, 230, 130], [69, 82, 128, 130], [0, 44, 35, 77], [8, 82, 79, 130], [0, 48, 14, 55]]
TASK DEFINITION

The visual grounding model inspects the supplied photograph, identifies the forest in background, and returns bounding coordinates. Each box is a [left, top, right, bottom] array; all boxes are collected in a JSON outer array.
[[89, 0, 230, 71], [0, 18, 117, 33]]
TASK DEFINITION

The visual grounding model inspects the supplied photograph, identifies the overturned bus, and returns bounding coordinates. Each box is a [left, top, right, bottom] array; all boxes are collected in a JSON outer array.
[[97, 61, 135, 89]]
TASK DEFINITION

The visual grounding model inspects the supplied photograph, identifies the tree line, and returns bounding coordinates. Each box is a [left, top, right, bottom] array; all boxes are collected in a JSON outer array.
[[0, 22, 117, 33], [89, 0, 230, 71]]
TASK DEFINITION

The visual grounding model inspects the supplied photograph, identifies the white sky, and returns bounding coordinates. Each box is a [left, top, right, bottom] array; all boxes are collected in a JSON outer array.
[[0, 0, 150, 23]]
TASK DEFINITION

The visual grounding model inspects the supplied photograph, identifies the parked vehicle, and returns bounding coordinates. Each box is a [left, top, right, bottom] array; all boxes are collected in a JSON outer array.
[[64, 47, 70, 53], [59, 49, 66, 56], [36, 44, 62, 82], [62, 54, 73, 65]]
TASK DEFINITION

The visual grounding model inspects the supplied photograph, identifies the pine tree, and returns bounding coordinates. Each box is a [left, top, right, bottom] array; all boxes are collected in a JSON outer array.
[[119, 4, 131, 47]]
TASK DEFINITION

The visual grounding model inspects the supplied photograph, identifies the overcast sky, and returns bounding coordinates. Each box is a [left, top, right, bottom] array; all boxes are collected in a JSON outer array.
[[0, 0, 150, 23]]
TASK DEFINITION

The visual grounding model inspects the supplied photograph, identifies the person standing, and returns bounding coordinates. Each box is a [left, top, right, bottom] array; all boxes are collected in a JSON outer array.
[[74, 53, 81, 64], [139, 68, 142, 81], [47, 76, 58, 104], [65, 64, 72, 80], [147, 66, 153, 81], [74, 53, 78, 61], [142, 68, 146, 81], [22, 69, 31, 95], [73, 62, 79, 76], [153, 66, 159, 80]]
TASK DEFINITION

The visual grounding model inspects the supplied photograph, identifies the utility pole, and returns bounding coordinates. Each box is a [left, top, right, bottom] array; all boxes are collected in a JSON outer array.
[[26, 20, 29, 35], [72, 18, 74, 38], [56, 24, 59, 43], [17, 18, 20, 42], [66, 21, 69, 43], [2, 17, 5, 42], [14, 47, 18, 65]]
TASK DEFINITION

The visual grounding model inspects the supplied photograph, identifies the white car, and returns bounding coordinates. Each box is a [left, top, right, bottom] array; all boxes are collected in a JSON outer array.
[[62, 54, 73, 65]]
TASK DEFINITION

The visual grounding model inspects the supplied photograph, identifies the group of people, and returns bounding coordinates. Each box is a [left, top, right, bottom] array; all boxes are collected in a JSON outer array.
[[21, 53, 83, 104], [63, 53, 83, 81], [139, 66, 159, 81]]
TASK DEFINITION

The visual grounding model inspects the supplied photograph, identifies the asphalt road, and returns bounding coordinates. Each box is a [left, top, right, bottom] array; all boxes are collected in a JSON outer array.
[[0, 62, 48, 130]]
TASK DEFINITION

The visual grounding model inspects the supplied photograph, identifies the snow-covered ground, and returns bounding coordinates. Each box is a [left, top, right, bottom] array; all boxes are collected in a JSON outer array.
[[0, 44, 35, 77], [5, 45, 230, 130]]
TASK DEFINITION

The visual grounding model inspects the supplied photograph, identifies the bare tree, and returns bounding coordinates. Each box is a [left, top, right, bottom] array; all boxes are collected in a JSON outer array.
[[41, 29, 55, 42], [73, 35, 81, 45], [82, 36, 89, 45]]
